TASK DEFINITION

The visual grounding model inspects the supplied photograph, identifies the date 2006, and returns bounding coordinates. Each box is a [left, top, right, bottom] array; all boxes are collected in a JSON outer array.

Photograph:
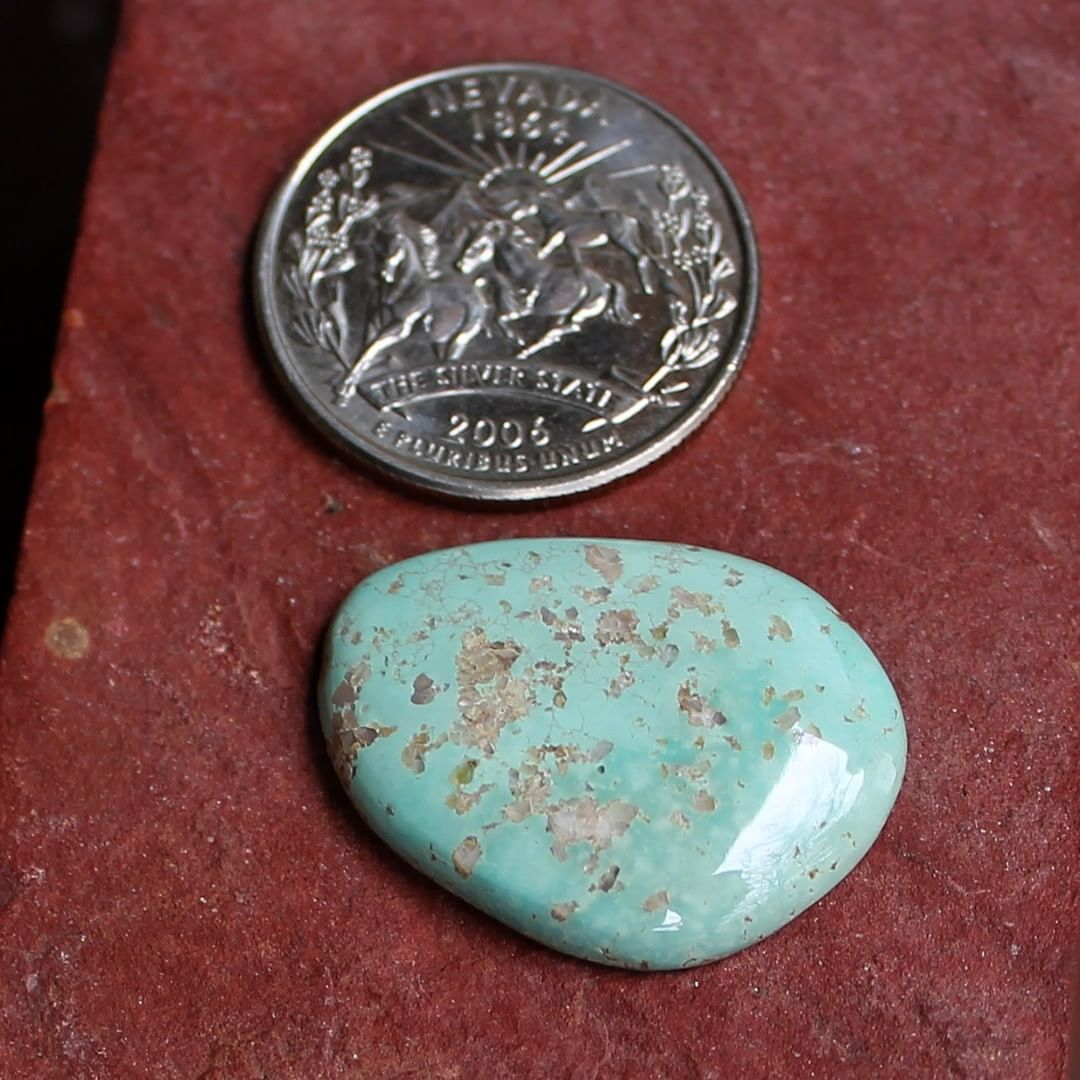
[[447, 414, 551, 449]]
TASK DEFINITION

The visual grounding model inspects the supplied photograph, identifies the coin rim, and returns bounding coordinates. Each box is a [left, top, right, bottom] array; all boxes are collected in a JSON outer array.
[[254, 62, 760, 501]]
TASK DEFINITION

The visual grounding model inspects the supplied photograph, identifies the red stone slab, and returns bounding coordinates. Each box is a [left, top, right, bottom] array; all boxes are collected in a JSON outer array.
[[2, 1, 1078, 1076]]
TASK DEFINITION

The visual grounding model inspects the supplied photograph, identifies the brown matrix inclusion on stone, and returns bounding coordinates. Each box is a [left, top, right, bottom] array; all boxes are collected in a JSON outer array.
[[319, 537, 907, 978], [452, 627, 534, 753]]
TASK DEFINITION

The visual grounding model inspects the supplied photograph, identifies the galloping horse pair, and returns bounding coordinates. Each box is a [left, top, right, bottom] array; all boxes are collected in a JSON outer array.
[[334, 190, 653, 404]]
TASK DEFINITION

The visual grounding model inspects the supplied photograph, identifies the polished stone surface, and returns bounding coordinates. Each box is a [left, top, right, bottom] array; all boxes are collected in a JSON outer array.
[[321, 539, 906, 968], [6, 0, 1078, 1071]]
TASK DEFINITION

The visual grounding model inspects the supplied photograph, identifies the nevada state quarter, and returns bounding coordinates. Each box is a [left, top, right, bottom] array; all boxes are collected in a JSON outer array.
[[255, 64, 759, 500]]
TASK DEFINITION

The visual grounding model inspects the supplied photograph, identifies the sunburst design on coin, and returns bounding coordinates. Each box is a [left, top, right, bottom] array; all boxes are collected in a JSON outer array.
[[256, 64, 759, 500]]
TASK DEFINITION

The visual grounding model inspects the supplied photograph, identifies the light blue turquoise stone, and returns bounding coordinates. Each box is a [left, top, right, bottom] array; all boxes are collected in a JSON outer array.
[[320, 539, 906, 969]]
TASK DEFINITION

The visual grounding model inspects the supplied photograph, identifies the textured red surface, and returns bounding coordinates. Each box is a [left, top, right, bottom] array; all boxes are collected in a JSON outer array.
[[2, 1, 1078, 1076]]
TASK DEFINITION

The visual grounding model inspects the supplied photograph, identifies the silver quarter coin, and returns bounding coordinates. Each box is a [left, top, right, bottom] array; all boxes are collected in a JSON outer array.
[[255, 64, 759, 500]]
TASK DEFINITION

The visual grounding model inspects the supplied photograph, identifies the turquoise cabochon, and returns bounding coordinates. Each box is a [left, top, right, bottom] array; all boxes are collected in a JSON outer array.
[[319, 539, 906, 970]]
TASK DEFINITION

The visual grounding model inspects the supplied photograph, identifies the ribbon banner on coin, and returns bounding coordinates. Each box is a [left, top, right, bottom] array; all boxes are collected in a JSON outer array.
[[256, 65, 758, 499]]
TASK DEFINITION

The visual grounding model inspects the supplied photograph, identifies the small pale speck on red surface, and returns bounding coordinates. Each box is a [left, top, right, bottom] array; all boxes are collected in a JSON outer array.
[[0, 0, 1076, 1075]]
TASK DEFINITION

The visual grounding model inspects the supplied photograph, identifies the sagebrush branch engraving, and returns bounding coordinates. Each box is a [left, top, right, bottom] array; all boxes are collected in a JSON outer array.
[[282, 147, 380, 368], [586, 165, 738, 430]]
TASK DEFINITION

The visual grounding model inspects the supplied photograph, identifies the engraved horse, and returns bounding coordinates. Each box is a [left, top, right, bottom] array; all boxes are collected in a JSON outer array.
[[507, 187, 656, 297], [335, 216, 499, 404], [488, 220, 639, 360]]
